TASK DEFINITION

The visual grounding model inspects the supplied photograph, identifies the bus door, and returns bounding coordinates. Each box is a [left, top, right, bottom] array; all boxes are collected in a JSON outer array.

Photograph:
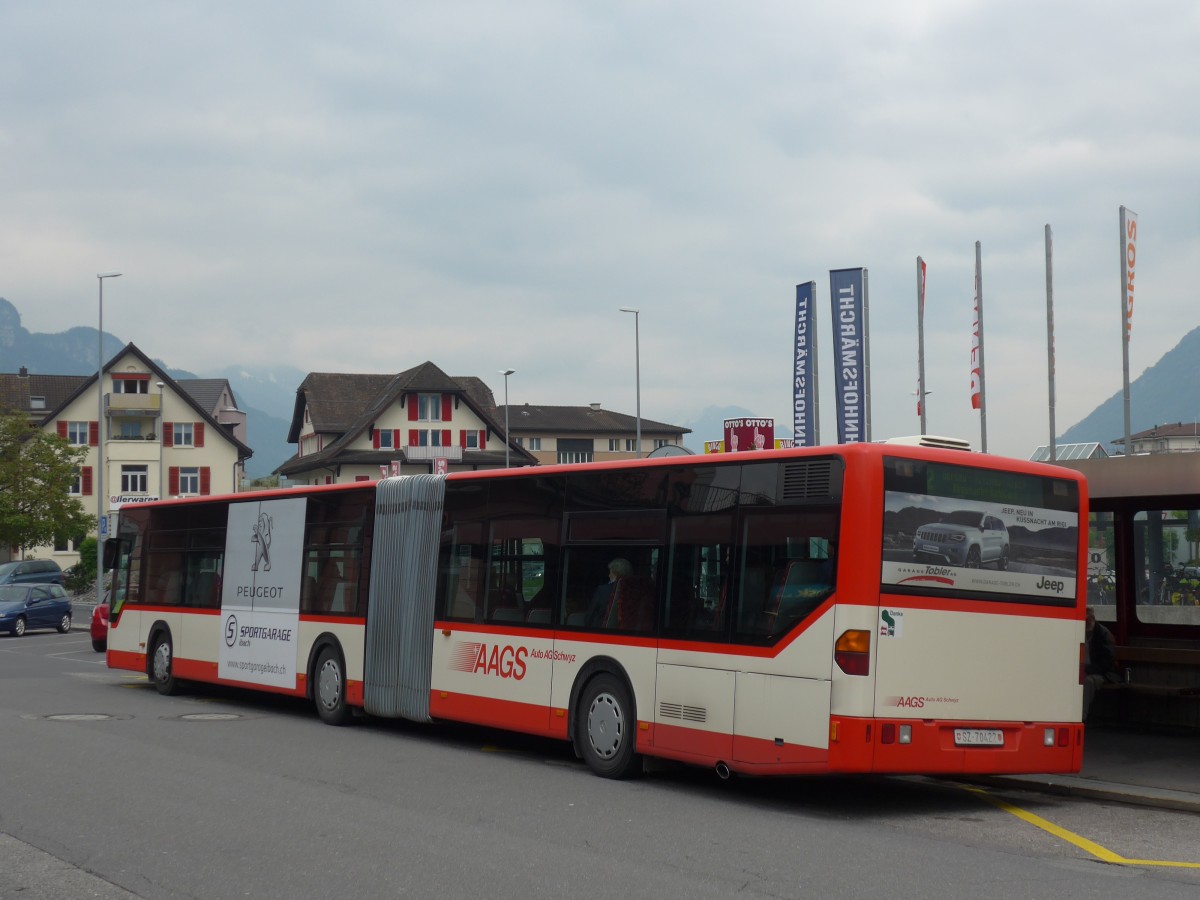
[[729, 530, 838, 765]]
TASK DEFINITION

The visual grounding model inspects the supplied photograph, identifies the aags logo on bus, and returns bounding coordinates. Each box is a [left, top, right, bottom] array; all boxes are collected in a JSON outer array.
[[450, 641, 528, 680]]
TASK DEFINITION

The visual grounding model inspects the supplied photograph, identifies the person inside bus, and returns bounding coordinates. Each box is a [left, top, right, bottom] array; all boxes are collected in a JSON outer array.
[[1083, 606, 1118, 721], [587, 557, 632, 627]]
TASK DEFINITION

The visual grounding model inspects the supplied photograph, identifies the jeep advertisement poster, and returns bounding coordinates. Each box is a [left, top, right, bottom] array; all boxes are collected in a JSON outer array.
[[880, 458, 1079, 603]]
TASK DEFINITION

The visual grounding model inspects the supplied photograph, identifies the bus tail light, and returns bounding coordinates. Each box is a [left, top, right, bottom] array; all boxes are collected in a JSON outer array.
[[834, 630, 870, 675]]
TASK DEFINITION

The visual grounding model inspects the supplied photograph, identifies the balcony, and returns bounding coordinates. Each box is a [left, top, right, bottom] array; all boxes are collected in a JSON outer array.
[[404, 445, 463, 461], [105, 393, 161, 417]]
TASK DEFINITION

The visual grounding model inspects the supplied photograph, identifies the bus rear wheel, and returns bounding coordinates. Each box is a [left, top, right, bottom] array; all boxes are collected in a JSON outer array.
[[577, 673, 640, 779], [150, 632, 180, 695], [314, 646, 351, 726]]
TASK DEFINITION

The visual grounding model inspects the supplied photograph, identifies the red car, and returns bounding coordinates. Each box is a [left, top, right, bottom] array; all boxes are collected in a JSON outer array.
[[90, 600, 109, 652]]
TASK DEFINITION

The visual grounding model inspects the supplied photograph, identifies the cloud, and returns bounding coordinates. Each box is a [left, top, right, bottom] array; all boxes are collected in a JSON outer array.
[[1, 1, 1197, 456]]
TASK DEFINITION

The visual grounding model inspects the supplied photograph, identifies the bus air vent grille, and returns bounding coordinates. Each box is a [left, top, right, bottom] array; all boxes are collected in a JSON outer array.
[[781, 460, 834, 501], [659, 702, 707, 723]]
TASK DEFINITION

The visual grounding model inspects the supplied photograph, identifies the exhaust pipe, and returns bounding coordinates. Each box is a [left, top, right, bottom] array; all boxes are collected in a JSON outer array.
[[715, 761, 732, 780]]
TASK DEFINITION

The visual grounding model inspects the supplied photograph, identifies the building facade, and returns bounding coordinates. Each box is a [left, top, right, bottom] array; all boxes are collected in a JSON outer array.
[[500, 402, 690, 466], [276, 361, 537, 484], [1, 343, 252, 568]]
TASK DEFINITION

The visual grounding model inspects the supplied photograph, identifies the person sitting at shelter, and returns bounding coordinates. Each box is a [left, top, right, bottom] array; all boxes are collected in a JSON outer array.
[[1083, 606, 1118, 722]]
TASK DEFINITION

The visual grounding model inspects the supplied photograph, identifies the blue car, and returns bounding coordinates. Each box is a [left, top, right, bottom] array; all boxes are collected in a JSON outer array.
[[0, 583, 73, 636]]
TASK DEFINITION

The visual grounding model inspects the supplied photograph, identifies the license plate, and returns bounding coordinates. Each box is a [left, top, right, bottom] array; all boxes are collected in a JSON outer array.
[[954, 728, 1004, 747]]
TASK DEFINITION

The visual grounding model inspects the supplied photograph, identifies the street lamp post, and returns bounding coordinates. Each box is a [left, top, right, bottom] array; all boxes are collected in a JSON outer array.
[[156, 381, 165, 498], [96, 272, 121, 599], [500, 369, 514, 468], [619, 307, 641, 458]]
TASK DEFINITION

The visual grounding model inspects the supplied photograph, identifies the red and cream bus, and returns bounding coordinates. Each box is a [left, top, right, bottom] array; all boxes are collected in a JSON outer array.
[[104, 441, 1087, 778]]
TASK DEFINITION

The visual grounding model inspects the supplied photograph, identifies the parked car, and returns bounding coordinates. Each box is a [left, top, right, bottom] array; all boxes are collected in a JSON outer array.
[[0, 583, 73, 636], [91, 598, 109, 652], [0, 559, 64, 586]]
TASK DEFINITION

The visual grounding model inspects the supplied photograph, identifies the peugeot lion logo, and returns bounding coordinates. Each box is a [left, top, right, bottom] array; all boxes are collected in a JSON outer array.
[[251, 512, 273, 572]]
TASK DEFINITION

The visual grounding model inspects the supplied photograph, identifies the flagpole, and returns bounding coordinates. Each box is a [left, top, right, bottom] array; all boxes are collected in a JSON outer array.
[[917, 257, 927, 435], [975, 241, 988, 453], [1046, 225, 1056, 461]]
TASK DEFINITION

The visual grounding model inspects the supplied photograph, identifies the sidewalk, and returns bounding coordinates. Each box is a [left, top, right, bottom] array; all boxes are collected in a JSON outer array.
[[984, 726, 1200, 813]]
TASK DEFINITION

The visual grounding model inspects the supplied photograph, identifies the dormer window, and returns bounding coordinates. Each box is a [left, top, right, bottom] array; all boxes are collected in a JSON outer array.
[[30, 396, 46, 410], [417, 393, 443, 422]]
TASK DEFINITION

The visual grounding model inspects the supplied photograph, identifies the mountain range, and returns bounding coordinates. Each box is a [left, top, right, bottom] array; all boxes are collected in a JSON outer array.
[[5, 296, 1191, 475]]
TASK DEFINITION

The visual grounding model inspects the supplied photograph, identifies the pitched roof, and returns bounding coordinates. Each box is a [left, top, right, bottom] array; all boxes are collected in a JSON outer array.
[[500, 403, 690, 436], [279, 361, 535, 475], [37, 342, 253, 460], [1116, 422, 1200, 443], [177, 378, 239, 417], [0, 373, 88, 418]]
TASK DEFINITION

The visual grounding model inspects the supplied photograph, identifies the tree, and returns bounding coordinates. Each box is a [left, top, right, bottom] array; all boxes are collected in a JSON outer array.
[[0, 412, 96, 554]]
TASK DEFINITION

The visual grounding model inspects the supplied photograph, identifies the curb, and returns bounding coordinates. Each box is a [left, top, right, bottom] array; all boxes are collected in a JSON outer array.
[[969, 774, 1200, 815]]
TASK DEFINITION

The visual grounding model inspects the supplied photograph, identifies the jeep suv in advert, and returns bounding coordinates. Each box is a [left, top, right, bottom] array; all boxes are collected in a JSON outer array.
[[913, 510, 1010, 569]]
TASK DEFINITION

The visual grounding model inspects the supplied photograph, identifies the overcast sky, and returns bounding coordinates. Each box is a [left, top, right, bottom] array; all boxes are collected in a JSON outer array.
[[2, 1, 1197, 454]]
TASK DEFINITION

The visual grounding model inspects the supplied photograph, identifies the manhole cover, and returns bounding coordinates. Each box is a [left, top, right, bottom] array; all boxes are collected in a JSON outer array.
[[179, 713, 242, 721], [46, 714, 115, 721]]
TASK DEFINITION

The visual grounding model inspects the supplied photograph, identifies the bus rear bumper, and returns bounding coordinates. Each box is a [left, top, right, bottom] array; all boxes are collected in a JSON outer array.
[[828, 716, 1085, 775]]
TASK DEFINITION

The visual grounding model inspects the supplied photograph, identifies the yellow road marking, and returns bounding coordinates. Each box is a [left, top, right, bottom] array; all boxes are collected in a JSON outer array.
[[963, 786, 1200, 869]]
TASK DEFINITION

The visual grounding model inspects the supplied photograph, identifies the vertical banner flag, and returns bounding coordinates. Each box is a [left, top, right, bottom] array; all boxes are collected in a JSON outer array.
[[970, 251, 984, 410], [1119, 205, 1138, 451], [829, 268, 866, 444], [793, 282, 818, 447], [1121, 206, 1138, 339]]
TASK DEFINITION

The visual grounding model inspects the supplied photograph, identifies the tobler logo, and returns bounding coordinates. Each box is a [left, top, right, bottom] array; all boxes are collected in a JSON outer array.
[[251, 512, 273, 572], [449, 641, 528, 680]]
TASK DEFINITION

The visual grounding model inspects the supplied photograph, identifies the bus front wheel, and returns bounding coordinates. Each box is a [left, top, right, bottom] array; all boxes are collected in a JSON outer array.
[[150, 632, 180, 695], [314, 646, 351, 726], [576, 673, 640, 779]]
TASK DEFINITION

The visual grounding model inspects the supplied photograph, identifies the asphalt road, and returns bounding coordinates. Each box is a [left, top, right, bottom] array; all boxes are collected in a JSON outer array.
[[3, 629, 1199, 899]]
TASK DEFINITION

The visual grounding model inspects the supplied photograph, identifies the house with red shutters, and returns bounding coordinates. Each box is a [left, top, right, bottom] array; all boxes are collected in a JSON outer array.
[[275, 361, 537, 484], [1, 342, 252, 567]]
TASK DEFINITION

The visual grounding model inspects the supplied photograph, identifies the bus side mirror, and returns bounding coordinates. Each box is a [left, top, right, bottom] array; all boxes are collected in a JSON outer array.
[[103, 537, 129, 570]]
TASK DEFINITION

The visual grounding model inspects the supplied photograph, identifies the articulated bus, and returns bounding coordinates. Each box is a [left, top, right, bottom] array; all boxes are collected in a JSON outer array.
[[104, 441, 1087, 778]]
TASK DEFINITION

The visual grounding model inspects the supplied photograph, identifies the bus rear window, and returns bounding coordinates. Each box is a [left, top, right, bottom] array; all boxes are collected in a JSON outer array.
[[881, 457, 1079, 605]]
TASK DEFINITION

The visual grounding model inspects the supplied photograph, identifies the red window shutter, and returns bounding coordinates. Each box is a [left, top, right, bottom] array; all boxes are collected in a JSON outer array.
[[442, 429, 451, 447], [373, 429, 380, 449], [408, 429, 419, 446], [408, 395, 418, 421], [459, 429, 467, 447], [393, 429, 400, 448], [163, 423, 174, 447], [82, 467, 93, 496], [441, 395, 452, 421], [89, 421, 99, 446], [57, 421, 68, 439], [479, 429, 487, 448], [199, 467, 211, 495], [194, 422, 204, 448], [169, 467, 180, 495]]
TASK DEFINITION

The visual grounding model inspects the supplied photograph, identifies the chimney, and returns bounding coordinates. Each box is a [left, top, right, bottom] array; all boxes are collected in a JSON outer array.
[[18, 366, 28, 378], [590, 402, 601, 410]]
